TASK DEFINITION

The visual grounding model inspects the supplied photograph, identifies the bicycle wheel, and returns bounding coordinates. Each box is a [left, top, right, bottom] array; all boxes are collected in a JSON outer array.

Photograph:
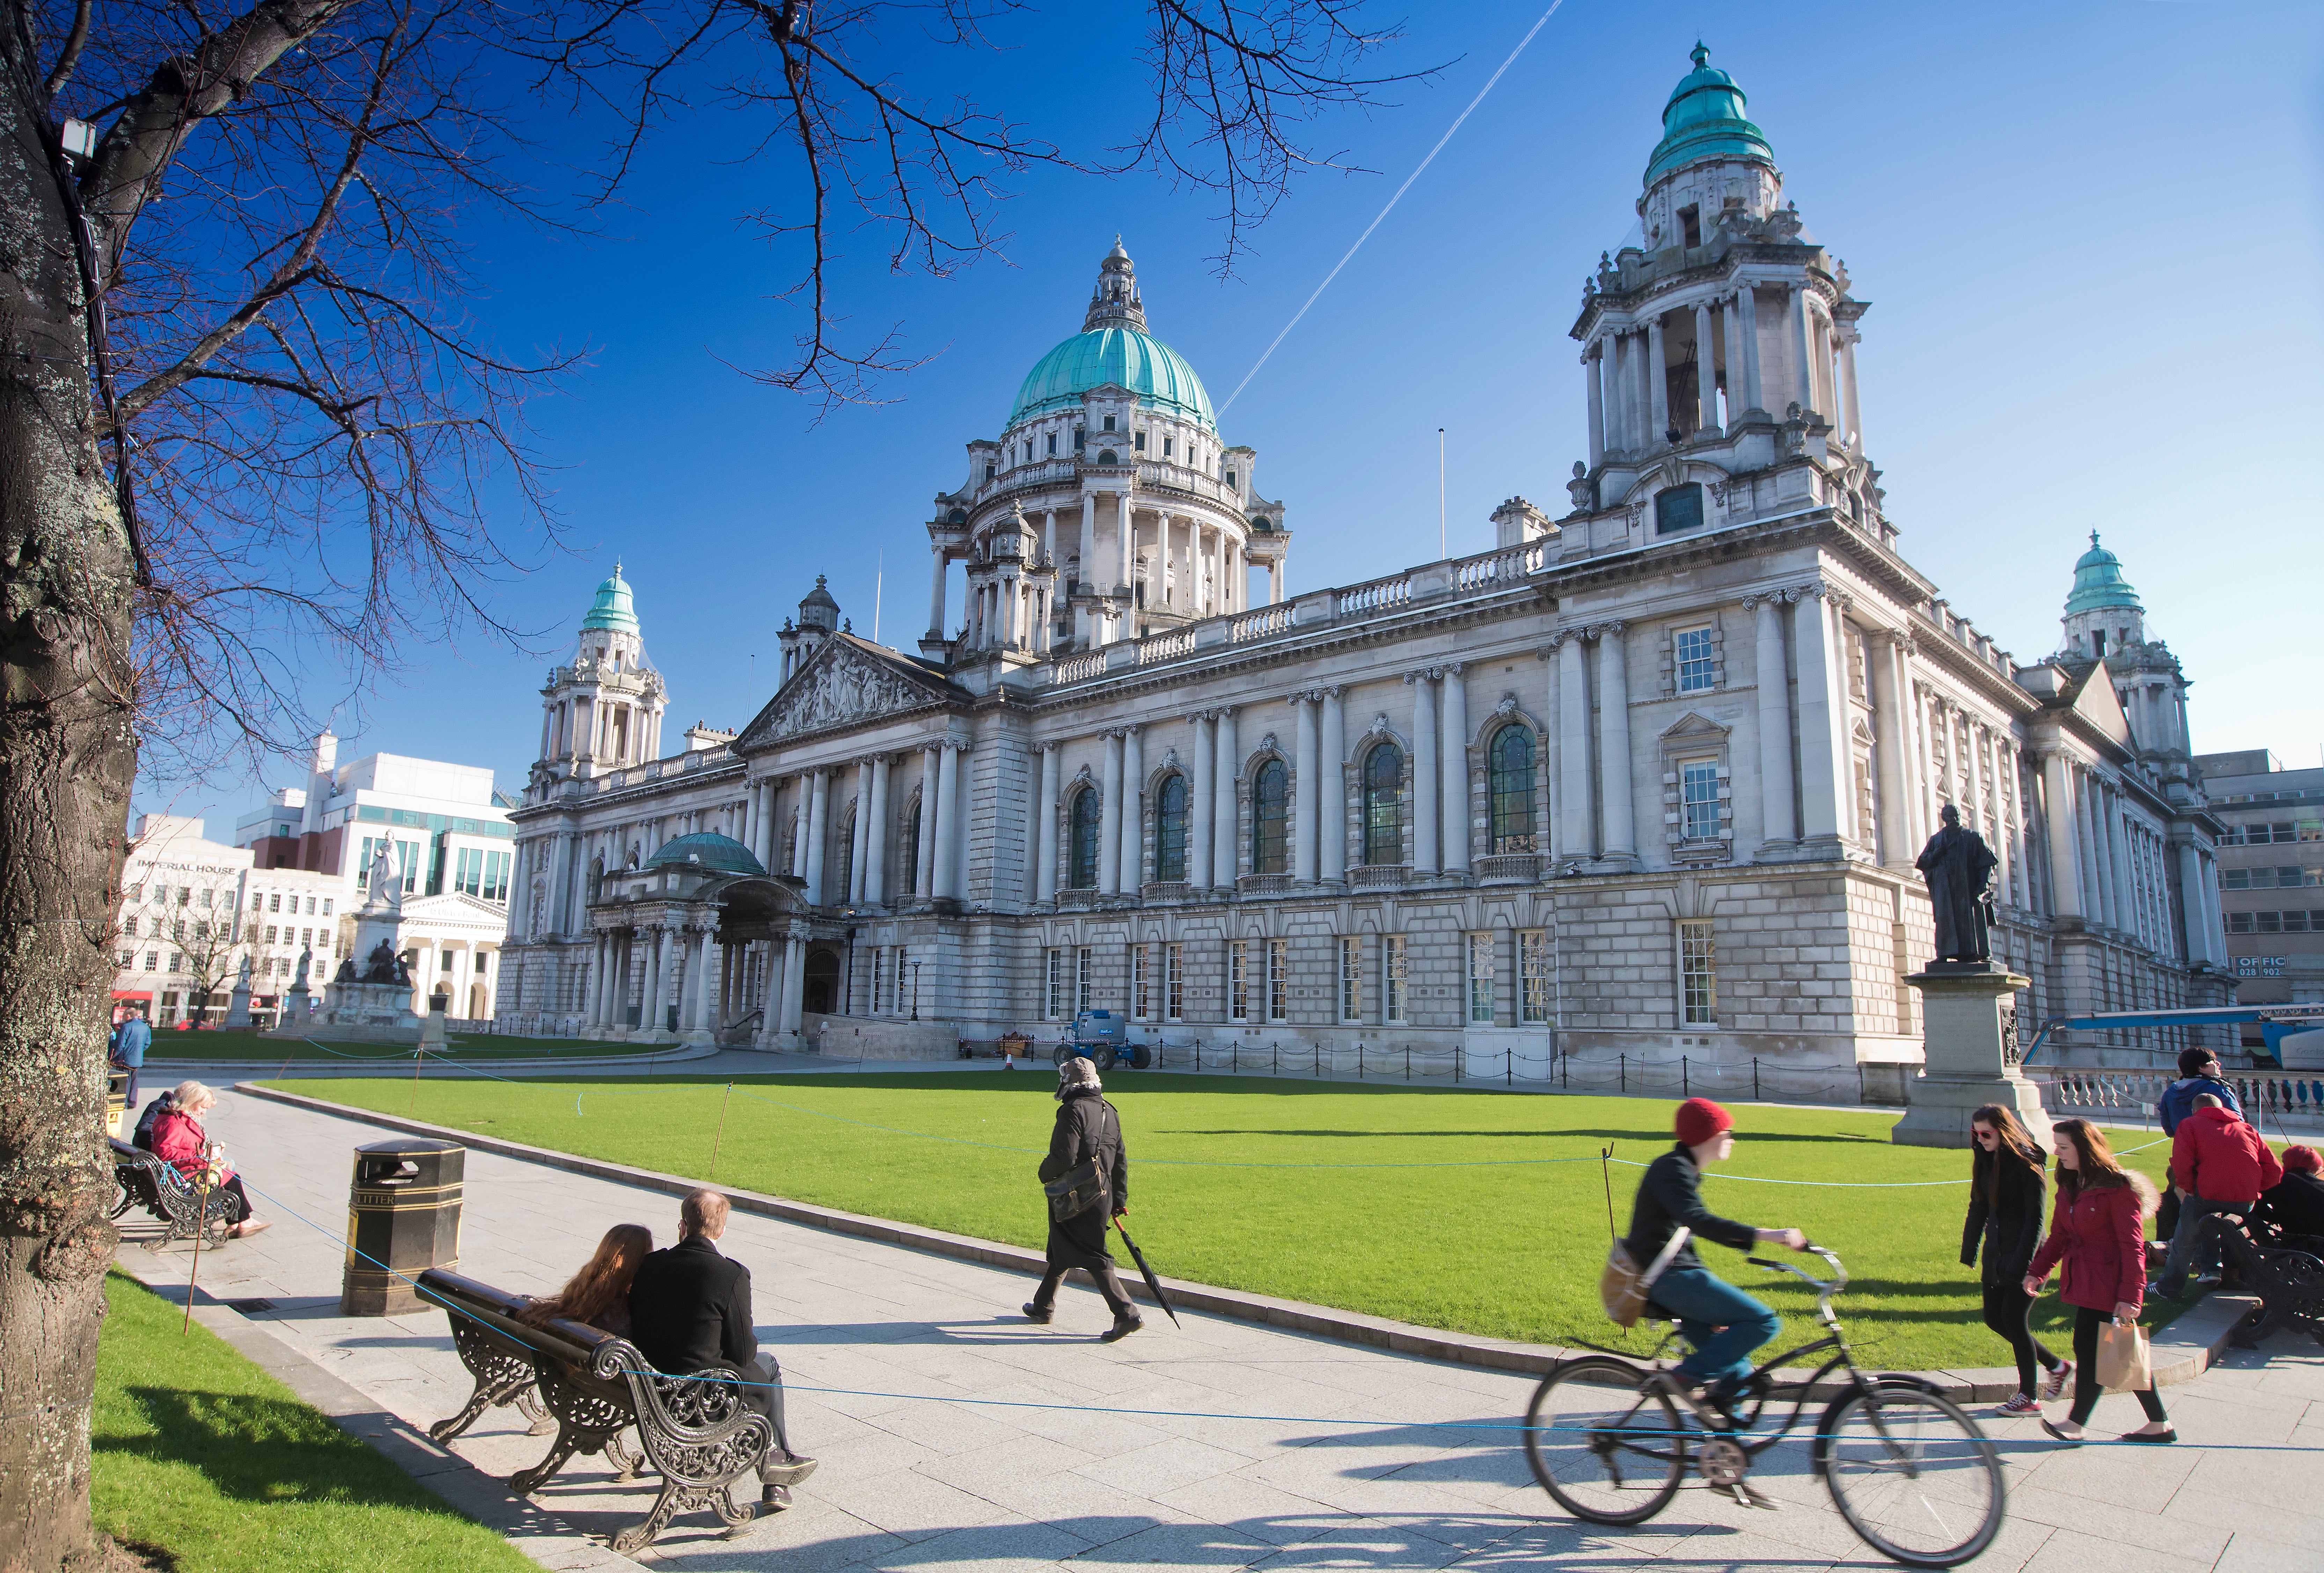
[[1524, 1356, 1687, 1525], [1819, 1386, 2003, 1567]]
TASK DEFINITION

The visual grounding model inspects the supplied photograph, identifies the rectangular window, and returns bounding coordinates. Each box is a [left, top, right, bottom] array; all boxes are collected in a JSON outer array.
[[1047, 433, 1057, 456], [1468, 934, 1495, 1024], [1680, 920, 1717, 1026], [1681, 760, 1722, 840], [1266, 939, 1288, 1022], [1675, 626, 1715, 693], [1229, 941, 1249, 1022], [2223, 869, 2251, 890], [1339, 938, 1361, 1021], [169, 953, 182, 972], [2285, 911, 2313, 933], [2256, 912, 2283, 934], [1075, 947, 1094, 1014], [1045, 948, 1065, 1019], [146, 952, 159, 973], [322, 898, 333, 916], [1225, 469, 1238, 489], [1520, 930, 1552, 1024], [1134, 432, 1146, 451], [116, 949, 132, 969], [198, 888, 212, 909], [2228, 912, 2256, 934], [1163, 436, 1174, 457], [1382, 935, 1407, 1024], [1130, 944, 1150, 1021], [1164, 943, 1183, 1022], [266, 926, 278, 944], [269, 892, 282, 912]]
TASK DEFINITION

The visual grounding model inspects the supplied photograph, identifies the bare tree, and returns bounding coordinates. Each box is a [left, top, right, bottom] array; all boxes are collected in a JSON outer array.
[[0, 1, 1423, 1562]]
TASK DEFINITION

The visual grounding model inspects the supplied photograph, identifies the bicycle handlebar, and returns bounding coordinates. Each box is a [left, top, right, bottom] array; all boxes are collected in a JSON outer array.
[[1747, 1244, 1848, 1298]]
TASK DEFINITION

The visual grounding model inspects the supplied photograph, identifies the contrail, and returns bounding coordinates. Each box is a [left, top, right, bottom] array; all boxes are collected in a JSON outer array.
[[1217, 0, 1570, 415]]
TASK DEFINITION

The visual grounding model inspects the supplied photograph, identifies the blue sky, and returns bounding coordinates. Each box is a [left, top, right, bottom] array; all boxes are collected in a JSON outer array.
[[140, 0, 2324, 832]]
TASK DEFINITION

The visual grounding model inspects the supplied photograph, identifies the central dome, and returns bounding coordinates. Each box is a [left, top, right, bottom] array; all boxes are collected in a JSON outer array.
[[1007, 326, 1216, 433], [1004, 240, 1217, 434]]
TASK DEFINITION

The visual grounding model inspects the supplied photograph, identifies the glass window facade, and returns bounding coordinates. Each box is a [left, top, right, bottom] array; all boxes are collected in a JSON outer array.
[[1364, 744, 1404, 865], [1252, 761, 1289, 875], [1488, 727, 1536, 854], [1155, 774, 1189, 882]]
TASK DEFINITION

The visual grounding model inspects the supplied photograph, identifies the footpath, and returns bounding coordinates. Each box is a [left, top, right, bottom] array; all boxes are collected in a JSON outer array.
[[116, 1084, 2320, 1573]]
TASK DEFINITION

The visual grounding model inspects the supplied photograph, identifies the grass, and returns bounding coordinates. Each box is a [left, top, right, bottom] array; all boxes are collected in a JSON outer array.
[[90, 1270, 538, 1573], [148, 1027, 664, 1061], [265, 1071, 2204, 1374]]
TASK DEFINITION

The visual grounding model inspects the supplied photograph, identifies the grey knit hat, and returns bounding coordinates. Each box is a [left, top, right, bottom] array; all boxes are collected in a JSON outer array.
[[1055, 1056, 1102, 1099]]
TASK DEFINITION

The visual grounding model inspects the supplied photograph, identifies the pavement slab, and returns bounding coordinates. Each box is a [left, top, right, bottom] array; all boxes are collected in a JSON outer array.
[[115, 1083, 2324, 1573]]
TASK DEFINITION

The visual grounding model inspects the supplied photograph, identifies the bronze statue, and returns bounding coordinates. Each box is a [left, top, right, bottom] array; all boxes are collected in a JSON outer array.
[[360, 938, 410, 985], [1916, 803, 1999, 963]]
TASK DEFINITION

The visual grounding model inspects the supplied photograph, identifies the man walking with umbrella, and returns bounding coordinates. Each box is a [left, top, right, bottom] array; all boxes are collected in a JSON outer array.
[[1025, 1057, 1143, 1341]]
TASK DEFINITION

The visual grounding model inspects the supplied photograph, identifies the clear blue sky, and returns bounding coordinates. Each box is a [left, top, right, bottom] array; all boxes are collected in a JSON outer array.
[[139, 0, 2324, 833]]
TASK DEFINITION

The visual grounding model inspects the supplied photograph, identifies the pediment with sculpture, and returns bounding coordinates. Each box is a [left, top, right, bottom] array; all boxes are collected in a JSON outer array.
[[739, 634, 965, 748]]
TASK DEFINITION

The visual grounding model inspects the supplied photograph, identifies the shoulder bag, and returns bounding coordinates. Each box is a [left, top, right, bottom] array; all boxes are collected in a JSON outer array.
[[1600, 1226, 1691, 1328], [1043, 1103, 1117, 1222]]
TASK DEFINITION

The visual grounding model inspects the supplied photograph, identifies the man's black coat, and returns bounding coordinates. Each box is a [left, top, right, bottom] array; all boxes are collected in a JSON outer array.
[[1039, 1086, 1128, 1270], [626, 1235, 757, 1374]]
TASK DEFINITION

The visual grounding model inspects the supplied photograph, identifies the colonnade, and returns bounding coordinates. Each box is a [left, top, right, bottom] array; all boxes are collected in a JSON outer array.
[[735, 744, 967, 910], [1585, 282, 1863, 461], [2040, 754, 2208, 960]]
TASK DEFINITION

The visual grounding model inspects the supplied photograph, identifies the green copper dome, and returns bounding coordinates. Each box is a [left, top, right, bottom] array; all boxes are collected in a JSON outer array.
[[642, 832, 764, 876], [2063, 531, 2143, 616], [1006, 326, 1216, 434], [1645, 43, 1775, 188], [581, 564, 639, 634]]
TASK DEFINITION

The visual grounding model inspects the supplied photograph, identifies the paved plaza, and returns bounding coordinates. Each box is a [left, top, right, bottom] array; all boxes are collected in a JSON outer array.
[[118, 1084, 2321, 1573]]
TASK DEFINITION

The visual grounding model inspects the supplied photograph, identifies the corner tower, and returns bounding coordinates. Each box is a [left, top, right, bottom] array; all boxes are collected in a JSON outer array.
[[533, 564, 669, 785], [2053, 534, 2195, 782]]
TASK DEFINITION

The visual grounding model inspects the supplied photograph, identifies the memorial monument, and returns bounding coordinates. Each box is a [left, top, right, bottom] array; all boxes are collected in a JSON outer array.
[[322, 845, 422, 1037]]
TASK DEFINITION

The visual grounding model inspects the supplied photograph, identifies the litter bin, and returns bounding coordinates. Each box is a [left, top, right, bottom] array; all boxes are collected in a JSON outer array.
[[341, 1137, 464, 1315]]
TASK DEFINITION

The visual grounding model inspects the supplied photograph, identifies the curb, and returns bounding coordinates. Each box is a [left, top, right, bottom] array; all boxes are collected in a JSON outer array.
[[110, 1242, 648, 1573], [232, 1081, 2262, 1405], [150, 1042, 722, 1075]]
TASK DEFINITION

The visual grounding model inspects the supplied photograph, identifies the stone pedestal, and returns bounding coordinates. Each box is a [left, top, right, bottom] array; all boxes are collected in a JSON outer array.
[[223, 978, 253, 1030], [1891, 963, 2051, 1148], [418, 1001, 448, 1050]]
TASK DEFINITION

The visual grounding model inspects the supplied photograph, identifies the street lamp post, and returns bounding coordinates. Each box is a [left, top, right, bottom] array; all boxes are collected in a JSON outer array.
[[910, 960, 922, 1021]]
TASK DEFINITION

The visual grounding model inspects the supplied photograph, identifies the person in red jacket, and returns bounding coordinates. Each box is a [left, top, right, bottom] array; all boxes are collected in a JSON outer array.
[[2155, 1094, 2285, 1299], [2024, 1118, 2171, 1444], [149, 1081, 271, 1239]]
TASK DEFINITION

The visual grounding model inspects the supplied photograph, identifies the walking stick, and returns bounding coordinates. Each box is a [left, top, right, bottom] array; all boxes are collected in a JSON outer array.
[[184, 1168, 215, 1336], [708, 1082, 734, 1179], [409, 1042, 425, 1113], [1601, 1144, 1616, 1244]]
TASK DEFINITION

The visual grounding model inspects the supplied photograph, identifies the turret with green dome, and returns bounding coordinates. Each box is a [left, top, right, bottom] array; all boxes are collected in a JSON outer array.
[[1645, 42, 1776, 188], [580, 562, 640, 635], [530, 560, 667, 784], [2059, 531, 2150, 662], [1004, 240, 1216, 432]]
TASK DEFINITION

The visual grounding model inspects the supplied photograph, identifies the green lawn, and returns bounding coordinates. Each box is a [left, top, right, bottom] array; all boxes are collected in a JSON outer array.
[[269, 1072, 2200, 1373], [149, 1028, 664, 1062], [91, 1271, 537, 1573]]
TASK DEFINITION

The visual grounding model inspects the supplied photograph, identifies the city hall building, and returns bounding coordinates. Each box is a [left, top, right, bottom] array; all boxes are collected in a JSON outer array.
[[498, 47, 2230, 1070]]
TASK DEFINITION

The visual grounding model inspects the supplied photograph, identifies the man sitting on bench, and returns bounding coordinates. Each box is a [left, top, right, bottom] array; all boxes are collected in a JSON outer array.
[[626, 1189, 817, 1510]]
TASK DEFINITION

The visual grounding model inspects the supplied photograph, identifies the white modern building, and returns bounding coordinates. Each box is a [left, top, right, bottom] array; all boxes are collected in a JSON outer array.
[[496, 46, 2230, 1068], [112, 815, 340, 1028], [235, 733, 516, 1019]]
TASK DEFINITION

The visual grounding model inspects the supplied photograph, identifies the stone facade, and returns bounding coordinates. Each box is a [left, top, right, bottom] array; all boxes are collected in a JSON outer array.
[[497, 47, 2230, 1067]]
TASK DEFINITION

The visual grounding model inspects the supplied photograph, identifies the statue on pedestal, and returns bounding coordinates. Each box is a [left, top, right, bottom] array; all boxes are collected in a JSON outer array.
[[1916, 803, 1999, 964]]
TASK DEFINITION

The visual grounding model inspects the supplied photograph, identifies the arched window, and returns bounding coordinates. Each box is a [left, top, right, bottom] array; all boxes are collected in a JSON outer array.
[[1488, 726, 1538, 854], [1251, 760, 1289, 875], [835, 812, 855, 900], [1364, 743, 1405, 866], [1155, 774, 1190, 883], [901, 793, 922, 888], [1068, 787, 1102, 890]]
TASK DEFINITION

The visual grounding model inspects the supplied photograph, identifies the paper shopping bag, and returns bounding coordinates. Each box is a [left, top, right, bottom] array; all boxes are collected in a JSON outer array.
[[2096, 1320, 2151, 1393]]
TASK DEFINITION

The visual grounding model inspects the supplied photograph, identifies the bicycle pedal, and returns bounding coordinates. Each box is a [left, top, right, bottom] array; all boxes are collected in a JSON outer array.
[[1728, 1482, 1782, 1512]]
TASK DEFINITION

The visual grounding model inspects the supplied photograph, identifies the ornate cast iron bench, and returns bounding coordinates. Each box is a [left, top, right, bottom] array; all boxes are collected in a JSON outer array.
[[109, 1137, 234, 1247], [417, 1269, 772, 1552]]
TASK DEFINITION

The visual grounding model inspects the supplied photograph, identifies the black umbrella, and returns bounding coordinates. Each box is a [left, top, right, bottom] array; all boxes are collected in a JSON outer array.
[[1112, 1217, 1181, 1328]]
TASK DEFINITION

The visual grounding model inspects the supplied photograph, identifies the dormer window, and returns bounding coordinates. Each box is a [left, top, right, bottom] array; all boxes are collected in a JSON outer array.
[[1678, 205, 1702, 248], [2092, 631, 2107, 656], [1226, 469, 1238, 489], [985, 464, 996, 481], [1102, 414, 1115, 432], [1134, 432, 1145, 452], [1655, 483, 1704, 534]]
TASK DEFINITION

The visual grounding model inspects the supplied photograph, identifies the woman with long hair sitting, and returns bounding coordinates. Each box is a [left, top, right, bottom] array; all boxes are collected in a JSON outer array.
[[1962, 1104, 2069, 1416], [2024, 1119, 2173, 1444], [520, 1223, 653, 1338]]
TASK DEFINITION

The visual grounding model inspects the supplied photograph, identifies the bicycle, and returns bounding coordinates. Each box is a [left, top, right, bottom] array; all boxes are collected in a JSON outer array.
[[1524, 1245, 2004, 1568]]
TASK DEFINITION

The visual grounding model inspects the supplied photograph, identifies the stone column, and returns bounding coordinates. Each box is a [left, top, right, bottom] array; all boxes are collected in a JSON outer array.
[[2041, 754, 2084, 918], [1751, 597, 1795, 847], [1441, 663, 1470, 875], [1646, 314, 1669, 442], [866, 755, 891, 905], [1410, 671, 1439, 876], [697, 932, 723, 1035], [2077, 768, 2109, 928], [1606, 331, 1629, 451], [803, 769, 830, 905], [1035, 745, 1060, 903], [1117, 493, 1135, 591], [1099, 732, 1124, 896], [1891, 965, 2049, 1148], [1077, 493, 1095, 595], [1738, 286, 1764, 416], [1294, 692, 1320, 884], [1212, 708, 1239, 887], [1869, 631, 1910, 867], [2176, 843, 2212, 964], [927, 545, 947, 637], [591, 934, 611, 1028], [624, 931, 647, 1030], [1694, 301, 1720, 434], [1120, 726, 1145, 891], [1320, 686, 1346, 884], [1790, 285, 1817, 413], [932, 743, 963, 902], [1557, 634, 1592, 860], [1840, 328, 1864, 447], [2105, 784, 2134, 937], [1793, 591, 1846, 848], [779, 935, 806, 1038], [916, 748, 939, 898], [1190, 713, 1216, 889], [1584, 343, 1605, 469], [646, 926, 670, 1036], [1596, 627, 1635, 863], [849, 760, 873, 904]]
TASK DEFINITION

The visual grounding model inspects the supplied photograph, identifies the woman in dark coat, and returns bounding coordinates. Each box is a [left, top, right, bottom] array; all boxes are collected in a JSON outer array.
[[1023, 1057, 1142, 1340], [2024, 1118, 2172, 1444], [1961, 1104, 2067, 1415]]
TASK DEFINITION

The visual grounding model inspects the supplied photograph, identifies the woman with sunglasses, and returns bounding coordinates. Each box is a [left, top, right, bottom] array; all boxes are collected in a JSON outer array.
[[1961, 1105, 2068, 1415]]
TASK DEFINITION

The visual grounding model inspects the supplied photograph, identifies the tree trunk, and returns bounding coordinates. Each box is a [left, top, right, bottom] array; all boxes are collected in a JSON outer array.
[[0, 27, 140, 1570]]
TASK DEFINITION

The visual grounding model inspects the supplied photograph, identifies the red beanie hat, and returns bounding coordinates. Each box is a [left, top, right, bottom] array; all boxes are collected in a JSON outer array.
[[1675, 1097, 1734, 1148], [2283, 1145, 2321, 1174]]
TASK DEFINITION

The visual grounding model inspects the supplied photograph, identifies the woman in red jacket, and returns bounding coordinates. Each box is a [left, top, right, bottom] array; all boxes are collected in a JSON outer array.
[[2023, 1118, 2169, 1443], [150, 1082, 271, 1239]]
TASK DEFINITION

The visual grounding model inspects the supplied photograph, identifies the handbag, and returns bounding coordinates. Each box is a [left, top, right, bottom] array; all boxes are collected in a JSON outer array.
[[2096, 1319, 2151, 1392], [1600, 1227, 1691, 1328], [1042, 1103, 1117, 1222]]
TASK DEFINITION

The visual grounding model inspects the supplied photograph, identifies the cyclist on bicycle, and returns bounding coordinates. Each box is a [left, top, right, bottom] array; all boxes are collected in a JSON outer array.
[[1626, 1098, 1808, 1415]]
